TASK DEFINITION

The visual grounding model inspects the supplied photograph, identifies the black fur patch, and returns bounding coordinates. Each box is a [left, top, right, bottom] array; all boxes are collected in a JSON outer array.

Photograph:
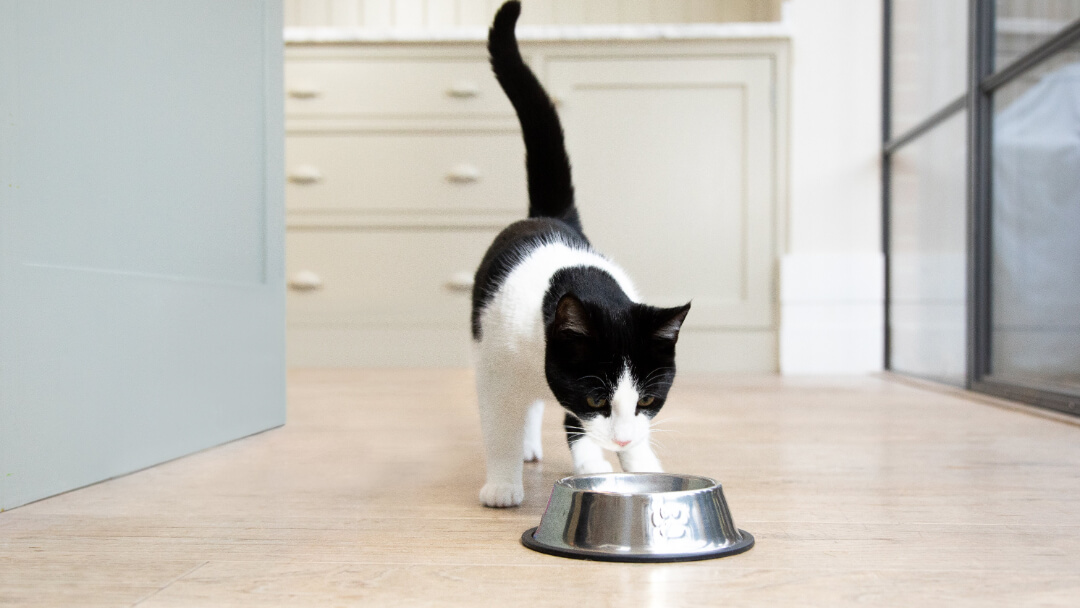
[[471, 218, 589, 340], [488, 0, 580, 231]]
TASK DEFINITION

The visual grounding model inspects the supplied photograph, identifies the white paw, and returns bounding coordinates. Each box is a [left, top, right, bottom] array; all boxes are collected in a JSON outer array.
[[574, 459, 614, 475], [619, 451, 663, 473], [620, 457, 663, 473], [523, 440, 543, 463], [479, 482, 524, 508]]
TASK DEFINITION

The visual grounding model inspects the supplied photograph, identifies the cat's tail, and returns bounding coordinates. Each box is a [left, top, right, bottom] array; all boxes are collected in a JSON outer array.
[[488, 1, 582, 233]]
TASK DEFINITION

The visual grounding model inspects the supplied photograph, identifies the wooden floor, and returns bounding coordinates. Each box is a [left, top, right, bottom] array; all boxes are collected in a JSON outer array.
[[2, 370, 1080, 607]]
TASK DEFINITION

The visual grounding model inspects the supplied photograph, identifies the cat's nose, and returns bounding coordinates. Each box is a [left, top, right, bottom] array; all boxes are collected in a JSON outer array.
[[614, 439, 631, 447]]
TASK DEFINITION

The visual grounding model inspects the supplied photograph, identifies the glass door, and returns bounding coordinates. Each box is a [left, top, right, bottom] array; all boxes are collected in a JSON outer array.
[[981, 2, 1080, 406], [884, 0, 1080, 415]]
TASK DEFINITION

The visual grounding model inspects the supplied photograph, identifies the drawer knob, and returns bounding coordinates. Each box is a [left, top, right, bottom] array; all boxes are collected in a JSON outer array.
[[288, 270, 323, 292], [446, 164, 481, 184], [445, 271, 474, 293], [288, 165, 323, 185], [447, 81, 481, 98], [288, 84, 322, 99]]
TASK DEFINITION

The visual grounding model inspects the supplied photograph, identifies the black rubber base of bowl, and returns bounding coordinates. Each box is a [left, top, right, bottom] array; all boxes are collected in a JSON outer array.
[[520, 527, 755, 563]]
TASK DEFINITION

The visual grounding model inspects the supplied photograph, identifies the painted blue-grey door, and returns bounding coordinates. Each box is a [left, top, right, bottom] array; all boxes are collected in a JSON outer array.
[[0, 0, 286, 511]]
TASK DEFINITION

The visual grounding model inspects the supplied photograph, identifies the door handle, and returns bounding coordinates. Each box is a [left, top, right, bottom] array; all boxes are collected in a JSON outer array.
[[288, 84, 322, 99], [288, 270, 323, 291], [447, 81, 481, 98], [446, 164, 481, 184], [445, 271, 474, 293], [288, 165, 323, 185]]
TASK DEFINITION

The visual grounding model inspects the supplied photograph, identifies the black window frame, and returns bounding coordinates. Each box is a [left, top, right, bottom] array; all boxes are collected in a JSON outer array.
[[883, 0, 1080, 416]]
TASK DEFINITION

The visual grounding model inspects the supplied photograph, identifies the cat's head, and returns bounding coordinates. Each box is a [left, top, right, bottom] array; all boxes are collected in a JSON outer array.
[[544, 293, 690, 452]]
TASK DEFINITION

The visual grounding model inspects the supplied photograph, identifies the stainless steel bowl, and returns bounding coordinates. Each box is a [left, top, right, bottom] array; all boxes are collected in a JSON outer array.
[[522, 473, 753, 562]]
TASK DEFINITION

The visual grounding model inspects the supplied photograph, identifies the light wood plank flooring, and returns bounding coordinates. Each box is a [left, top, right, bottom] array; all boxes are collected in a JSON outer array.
[[2, 370, 1079, 606]]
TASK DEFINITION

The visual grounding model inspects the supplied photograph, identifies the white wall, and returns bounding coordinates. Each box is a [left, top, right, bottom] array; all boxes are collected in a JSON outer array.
[[780, 0, 884, 373]]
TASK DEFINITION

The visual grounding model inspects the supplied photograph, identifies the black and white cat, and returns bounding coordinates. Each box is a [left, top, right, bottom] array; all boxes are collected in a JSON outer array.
[[471, 1, 691, 508]]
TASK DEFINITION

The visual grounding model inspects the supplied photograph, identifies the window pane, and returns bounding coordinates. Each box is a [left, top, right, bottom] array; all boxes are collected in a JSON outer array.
[[995, 1, 1080, 71], [990, 45, 1080, 396], [889, 111, 968, 384], [890, 0, 968, 136]]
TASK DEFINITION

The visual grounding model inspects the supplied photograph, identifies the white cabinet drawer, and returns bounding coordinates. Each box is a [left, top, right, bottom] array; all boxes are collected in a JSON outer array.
[[286, 228, 498, 327], [285, 58, 514, 117], [286, 132, 526, 214]]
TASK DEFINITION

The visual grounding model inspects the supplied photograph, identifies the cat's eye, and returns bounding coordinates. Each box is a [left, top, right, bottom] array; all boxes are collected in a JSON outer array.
[[638, 396, 656, 407], [586, 396, 607, 408]]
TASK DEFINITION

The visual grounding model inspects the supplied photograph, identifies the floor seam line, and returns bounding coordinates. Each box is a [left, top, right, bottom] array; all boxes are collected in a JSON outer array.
[[129, 560, 209, 607]]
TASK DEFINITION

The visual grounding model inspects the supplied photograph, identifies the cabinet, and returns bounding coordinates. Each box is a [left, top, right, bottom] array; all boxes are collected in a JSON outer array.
[[285, 36, 788, 370]]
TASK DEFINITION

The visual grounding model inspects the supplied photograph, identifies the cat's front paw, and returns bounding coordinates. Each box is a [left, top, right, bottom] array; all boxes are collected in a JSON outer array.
[[479, 482, 524, 508], [618, 446, 663, 473], [523, 440, 542, 463], [573, 459, 614, 475], [620, 455, 663, 473]]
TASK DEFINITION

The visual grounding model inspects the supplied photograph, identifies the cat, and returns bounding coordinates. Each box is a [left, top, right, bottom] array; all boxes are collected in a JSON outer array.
[[471, 0, 691, 508]]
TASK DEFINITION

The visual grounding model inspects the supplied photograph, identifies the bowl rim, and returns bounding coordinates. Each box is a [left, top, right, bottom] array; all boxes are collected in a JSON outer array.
[[554, 472, 722, 497]]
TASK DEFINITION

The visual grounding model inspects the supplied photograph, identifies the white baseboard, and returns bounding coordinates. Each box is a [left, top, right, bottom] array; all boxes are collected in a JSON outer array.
[[779, 253, 884, 374]]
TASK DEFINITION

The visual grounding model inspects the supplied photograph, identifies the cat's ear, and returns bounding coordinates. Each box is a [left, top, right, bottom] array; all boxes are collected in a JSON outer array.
[[653, 302, 691, 342], [553, 294, 593, 338]]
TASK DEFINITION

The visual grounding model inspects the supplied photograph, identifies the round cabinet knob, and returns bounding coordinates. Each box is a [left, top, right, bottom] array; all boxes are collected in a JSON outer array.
[[288, 270, 323, 292], [446, 164, 481, 184], [288, 84, 322, 99], [446, 81, 481, 98], [288, 165, 323, 185], [445, 271, 474, 293]]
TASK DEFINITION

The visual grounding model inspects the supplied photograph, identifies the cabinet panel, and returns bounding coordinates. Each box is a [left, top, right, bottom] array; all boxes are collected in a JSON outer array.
[[287, 228, 496, 327], [285, 58, 514, 117], [282, 40, 785, 371], [547, 55, 776, 330], [286, 132, 526, 214]]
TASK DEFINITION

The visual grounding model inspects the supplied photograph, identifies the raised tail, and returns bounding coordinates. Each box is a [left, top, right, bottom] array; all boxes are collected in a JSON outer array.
[[488, 1, 582, 233]]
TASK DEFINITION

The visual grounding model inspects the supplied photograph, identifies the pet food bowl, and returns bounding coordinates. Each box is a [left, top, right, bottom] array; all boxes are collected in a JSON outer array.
[[522, 473, 754, 562]]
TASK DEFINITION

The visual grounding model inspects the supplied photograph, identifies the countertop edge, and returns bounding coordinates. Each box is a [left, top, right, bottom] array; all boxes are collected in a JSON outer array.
[[284, 23, 793, 44]]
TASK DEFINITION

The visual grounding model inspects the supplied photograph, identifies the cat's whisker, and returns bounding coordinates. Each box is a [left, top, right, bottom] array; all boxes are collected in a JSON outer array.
[[577, 375, 613, 392], [641, 375, 674, 388], [640, 367, 675, 385], [639, 376, 669, 387]]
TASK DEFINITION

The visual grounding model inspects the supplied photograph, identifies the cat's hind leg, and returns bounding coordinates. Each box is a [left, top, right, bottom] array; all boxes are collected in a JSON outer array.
[[523, 399, 544, 463], [564, 413, 613, 475], [477, 371, 528, 507]]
